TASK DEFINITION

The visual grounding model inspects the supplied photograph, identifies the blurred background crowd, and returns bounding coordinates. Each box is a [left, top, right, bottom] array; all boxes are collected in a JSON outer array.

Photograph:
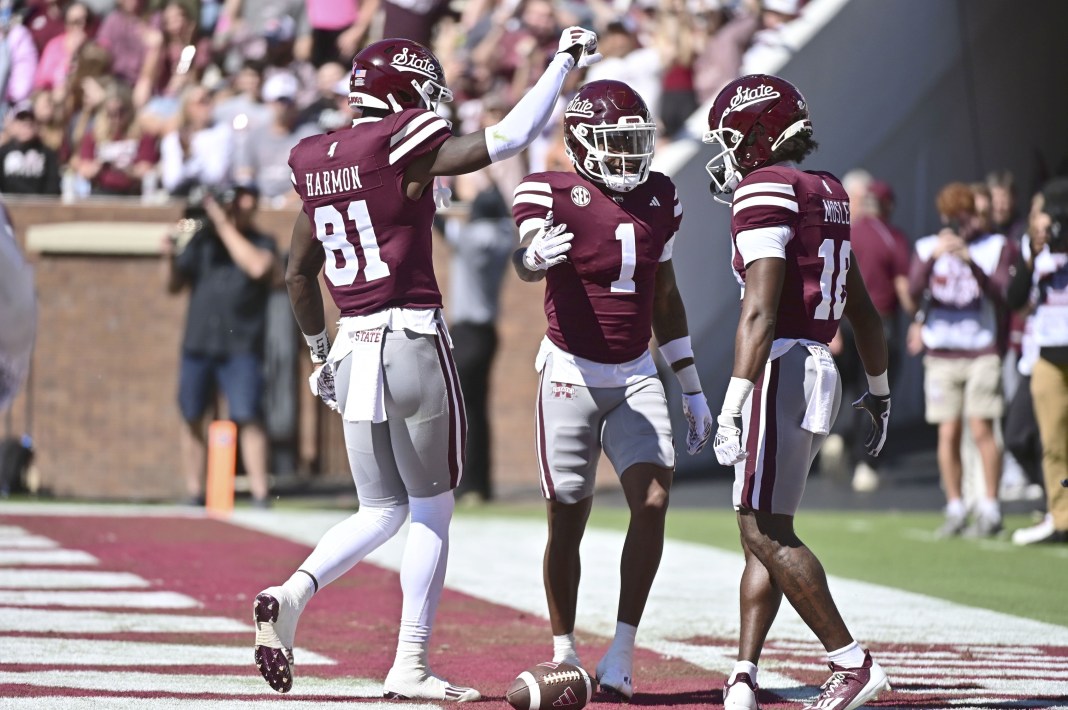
[[0, 0, 808, 203]]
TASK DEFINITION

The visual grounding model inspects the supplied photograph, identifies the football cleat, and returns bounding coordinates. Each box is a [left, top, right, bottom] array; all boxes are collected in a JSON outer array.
[[801, 651, 890, 710], [723, 672, 760, 710], [253, 587, 304, 693], [596, 656, 634, 700], [383, 667, 481, 702], [935, 511, 968, 539]]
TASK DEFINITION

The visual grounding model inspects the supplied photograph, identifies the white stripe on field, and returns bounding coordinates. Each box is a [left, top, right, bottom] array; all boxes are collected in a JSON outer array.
[[0, 570, 148, 589], [0, 670, 381, 697], [0, 550, 97, 566], [0, 699, 433, 710], [0, 591, 199, 609], [0, 608, 247, 634], [0, 535, 58, 549], [0, 525, 29, 537], [1, 638, 334, 666]]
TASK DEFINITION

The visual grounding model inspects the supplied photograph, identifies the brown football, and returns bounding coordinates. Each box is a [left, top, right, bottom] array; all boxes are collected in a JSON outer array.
[[506, 661, 592, 710]]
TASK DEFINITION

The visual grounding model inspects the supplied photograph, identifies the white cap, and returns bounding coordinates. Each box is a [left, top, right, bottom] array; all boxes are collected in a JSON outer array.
[[762, 0, 800, 15], [333, 78, 350, 97], [262, 72, 298, 103]]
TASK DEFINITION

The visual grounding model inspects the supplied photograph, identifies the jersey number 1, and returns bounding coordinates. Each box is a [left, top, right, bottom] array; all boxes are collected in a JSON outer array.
[[611, 223, 637, 293], [313, 201, 390, 286], [814, 238, 850, 320]]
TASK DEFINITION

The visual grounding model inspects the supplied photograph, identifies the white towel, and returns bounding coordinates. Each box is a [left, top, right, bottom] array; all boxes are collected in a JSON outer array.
[[340, 325, 387, 423], [800, 341, 837, 435]]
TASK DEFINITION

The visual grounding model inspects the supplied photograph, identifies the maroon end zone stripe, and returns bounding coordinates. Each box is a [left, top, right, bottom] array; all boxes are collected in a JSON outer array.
[[433, 326, 463, 487], [535, 368, 556, 500], [757, 358, 781, 511], [740, 365, 767, 508]]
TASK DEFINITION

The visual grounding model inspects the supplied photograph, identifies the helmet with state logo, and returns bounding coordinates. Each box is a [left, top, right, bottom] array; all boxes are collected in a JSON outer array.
[[703, 74, 812, 195], [349, 39, 453, 113], [563, 80, 656, 193]]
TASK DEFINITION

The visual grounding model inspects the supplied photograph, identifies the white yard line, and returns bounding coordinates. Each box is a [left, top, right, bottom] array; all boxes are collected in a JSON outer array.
[[0, 700, 434, 710], [0, 570, 149, 589], [0, 590, 200, 609], [0, 607, 249, 634], [3, 638, 334, 667]]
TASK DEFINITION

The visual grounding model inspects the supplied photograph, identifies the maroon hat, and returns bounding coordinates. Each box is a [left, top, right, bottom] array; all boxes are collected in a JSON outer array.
[[869, 180, 895, 206]]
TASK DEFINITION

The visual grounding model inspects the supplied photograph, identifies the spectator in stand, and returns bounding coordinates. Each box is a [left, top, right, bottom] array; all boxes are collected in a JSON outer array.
[[161, 182, 276, 508], [909, 182, 1014, 538], [988, 170, 1027, 244], [34, 1, 89, 95], [58, 41, 110, 161], [305, 0, 369, 67], [472, 0, 560, 99], [584, 19, 662, 124], [160, 83, 231, 194], [1007, 178, 1068, 545], [741, 0, 801, 74], [0, 7, 40, 112], [31, 88, 64, 151], [0, 100, 60, 193], [213, 58, 270, 132], [692, 0, 758, 103], [96, 0, 158, 106], [77, 80, 160, 195], [137, 0, 212, 135], [355, 0, 452, 52], [654, 0, 701, 139], [24, 0, 69, 55], [231, 70, 314, 207], [295, 61, 350, 132], [260, 15, 317, 110], [213, 0, 311, 70], [830, 171, 913, 492]]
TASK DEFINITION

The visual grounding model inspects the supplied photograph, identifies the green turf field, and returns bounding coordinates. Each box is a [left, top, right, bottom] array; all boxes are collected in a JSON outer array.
[[458, 504, 1068, 627]]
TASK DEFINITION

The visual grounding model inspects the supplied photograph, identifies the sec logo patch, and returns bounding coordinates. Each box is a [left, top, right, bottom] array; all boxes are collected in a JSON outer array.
[[570, 186, 591, 207]]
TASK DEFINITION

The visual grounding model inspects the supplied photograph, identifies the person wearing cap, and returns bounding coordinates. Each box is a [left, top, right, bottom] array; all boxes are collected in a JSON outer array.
[[0, 100, 60, 195], [161, 180, 278, 508], [232, 71, 317, 207], [295, 61, 352, 133]]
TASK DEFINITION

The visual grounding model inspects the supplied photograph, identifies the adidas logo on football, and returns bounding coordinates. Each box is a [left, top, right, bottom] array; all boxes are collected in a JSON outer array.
[[649, 197, 660, 207], [553, 687, 580, 706]]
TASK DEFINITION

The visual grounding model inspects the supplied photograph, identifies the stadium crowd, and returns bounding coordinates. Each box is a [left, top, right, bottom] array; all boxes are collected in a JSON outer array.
[[0, 0, 807, 203]]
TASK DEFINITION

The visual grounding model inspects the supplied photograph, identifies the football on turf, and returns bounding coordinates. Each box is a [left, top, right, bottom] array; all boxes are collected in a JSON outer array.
[[506, 661, 592, 710]]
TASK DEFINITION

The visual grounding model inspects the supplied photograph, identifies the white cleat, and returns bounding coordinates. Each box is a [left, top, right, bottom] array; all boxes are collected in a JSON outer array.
[[253, 586, 305, 693], [596, 657, 634, 700], [723, 672, 759, 710], [383, 667, 481, 702]]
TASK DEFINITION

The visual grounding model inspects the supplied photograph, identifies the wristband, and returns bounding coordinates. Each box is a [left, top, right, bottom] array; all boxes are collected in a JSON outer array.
[[722, 377, 754, 415], [866, 370, 890, 396], [659, 336, 693, 366], [304, 329, 330, 364], [676, 363, 702, 394]]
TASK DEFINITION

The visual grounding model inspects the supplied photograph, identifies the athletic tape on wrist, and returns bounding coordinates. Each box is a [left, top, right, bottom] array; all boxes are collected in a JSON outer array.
[[867, 370, 890, 396], [304, 329, 330, 364], [721, 377, 754, 414], [659, 336, 693, 366], [676, 363, 702, 394]]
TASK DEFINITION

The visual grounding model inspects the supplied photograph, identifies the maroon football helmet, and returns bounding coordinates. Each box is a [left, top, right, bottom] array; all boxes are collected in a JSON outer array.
[[349, 39, 453, 113], [703, 74, 812, 195], [563, 80, 656, 193]]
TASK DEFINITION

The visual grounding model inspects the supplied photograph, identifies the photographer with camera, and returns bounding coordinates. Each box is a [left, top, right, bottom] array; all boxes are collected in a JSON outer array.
[[1007, 178, 1068, 545], [908, 182, 1015, 538], [161, 183, 277, 507]]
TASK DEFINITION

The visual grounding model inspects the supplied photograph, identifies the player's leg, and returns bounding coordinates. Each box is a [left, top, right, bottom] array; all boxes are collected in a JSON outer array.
[[723, 534, 781, 710], [219, 352, 270, 505], [380, 327, 480, 701], [253, 354, 411, 693], [176, 353, 212, 503], [595, 377, 676, 698], [536, 361, 602, 669]]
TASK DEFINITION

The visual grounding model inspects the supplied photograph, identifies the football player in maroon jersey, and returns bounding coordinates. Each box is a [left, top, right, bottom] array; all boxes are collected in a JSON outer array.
[[511, 80, 714, 700], [704, 75, 892, 710], [251, 32, 601, 702]]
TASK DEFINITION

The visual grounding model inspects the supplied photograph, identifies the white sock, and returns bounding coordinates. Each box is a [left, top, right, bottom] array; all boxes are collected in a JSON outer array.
[[397, 492, 454, 649], [281, 571, 316, 610], [298, 504, 408, 588], [827, 641, 866, 669], [553, 633, 577, 663], [946, 498, 966, 519], [729, 660, 757, 684], [393, 639, 429, 676], [604, 621, 637, 668]]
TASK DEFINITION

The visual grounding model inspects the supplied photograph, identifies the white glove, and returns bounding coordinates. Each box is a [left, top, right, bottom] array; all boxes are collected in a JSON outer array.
[[308, 363, 338, 411], [713, 411, 746, 466], [682, 392, 714, 455], [557, 26, 601, 69], [433, 178, 452, 210], [523, 210, 574, 271]]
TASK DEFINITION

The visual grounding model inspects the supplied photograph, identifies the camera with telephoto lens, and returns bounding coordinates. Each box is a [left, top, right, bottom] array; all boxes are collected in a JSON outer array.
[[177, 184, 237, 239]]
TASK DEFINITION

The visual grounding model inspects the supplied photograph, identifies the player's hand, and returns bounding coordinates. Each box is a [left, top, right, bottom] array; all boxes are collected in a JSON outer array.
[[433, 177, 452, 210], [682, 392, 713, 455], [557, 26, 601, 68], [713, 411, 746, 466], [308, 363, 339, 411], [852, 391, 891, 456], [523, 211, 574, 271]]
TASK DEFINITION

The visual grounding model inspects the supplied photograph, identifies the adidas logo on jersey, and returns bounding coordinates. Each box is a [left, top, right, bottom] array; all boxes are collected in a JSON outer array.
[[649, 196, 660, 207]]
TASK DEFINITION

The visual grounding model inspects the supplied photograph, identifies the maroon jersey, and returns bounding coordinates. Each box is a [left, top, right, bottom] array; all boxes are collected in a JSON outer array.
[[730, 165, 851, 345], [288, 109, 452, 317], [512, 171, 682, 364]]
